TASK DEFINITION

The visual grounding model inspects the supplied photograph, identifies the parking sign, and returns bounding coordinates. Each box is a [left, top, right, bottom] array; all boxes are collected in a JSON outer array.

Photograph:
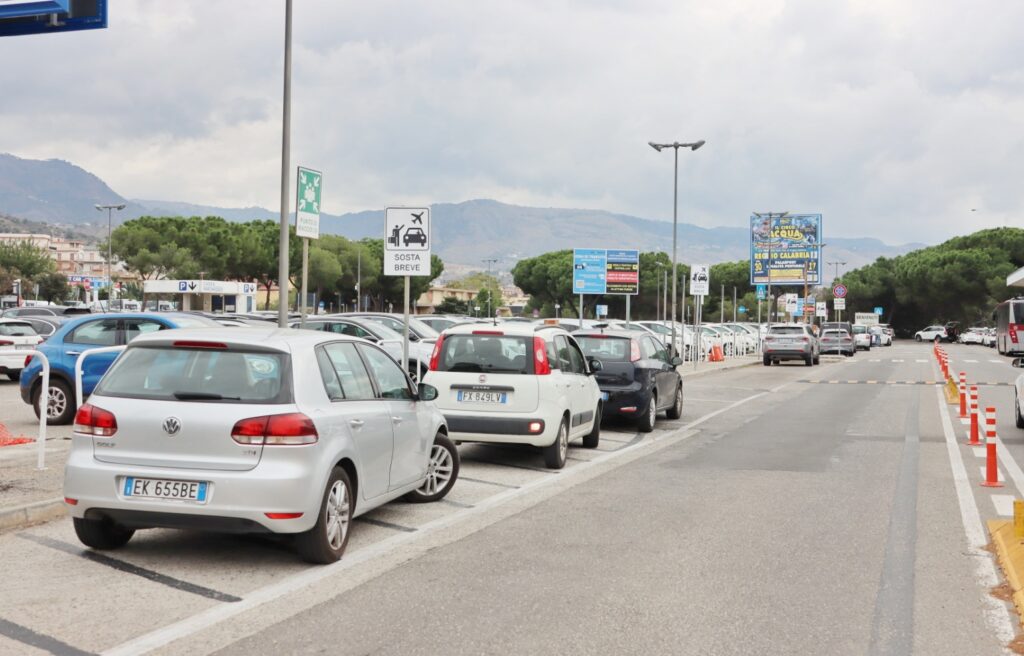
[[384, 207, 431, 276]]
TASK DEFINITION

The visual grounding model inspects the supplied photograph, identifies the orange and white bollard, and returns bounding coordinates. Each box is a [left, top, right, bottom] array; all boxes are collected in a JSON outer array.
[[981, 407, 1003, 488], [968, 386, 980, 445], [959, 372, 967, 418]]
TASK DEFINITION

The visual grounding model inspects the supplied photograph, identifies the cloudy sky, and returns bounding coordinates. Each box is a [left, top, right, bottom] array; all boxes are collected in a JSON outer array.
[[1, 0, 1022, 243]]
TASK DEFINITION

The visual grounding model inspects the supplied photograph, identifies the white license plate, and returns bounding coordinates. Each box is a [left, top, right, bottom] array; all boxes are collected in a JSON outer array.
[[457, 390, 507, 404], [123, 477, 208, 502], [778, 338, 792, 344]]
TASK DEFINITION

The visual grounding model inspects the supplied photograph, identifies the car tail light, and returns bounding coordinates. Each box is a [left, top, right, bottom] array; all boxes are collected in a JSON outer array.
[[231, 412, 318, 445], [1012, 325, 1021, 344], [265, 512, 303, 519], [533, 336, 551, 375], [64, 497, 78, 506], [24, 354, 33, 367], [73, 403, 118, 437], [173, 340, 228, 349], [528, 421, 544, 433], [0, 339, 12, 346], [630, 340, 642, 362], [428, 334, 445, 370]]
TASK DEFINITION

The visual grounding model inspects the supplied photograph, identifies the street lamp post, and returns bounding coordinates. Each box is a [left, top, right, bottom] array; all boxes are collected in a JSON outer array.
[[95, 203, 126, 307], [482, 258, 498, 318], [277, 0, 293, 328], [655, 262, 664, 321], [648, 139, 705, 356]]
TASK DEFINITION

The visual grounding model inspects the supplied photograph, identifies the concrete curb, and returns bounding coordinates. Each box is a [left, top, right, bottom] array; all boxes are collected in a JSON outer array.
[[988, 519, 1024, 625], [679, 358, 760, 380], [0, 497, 66, 534]]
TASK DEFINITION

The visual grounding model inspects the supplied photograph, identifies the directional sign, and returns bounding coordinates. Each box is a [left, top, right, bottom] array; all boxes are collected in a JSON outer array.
[[755, 284, 767, 300], [834, 298, 846, 310], [690, 264, 710, 296], [295, 167, 322, 239], [816, 301, 827, 318], [178, 281, 188, 292], [385, 207, 431, 276], [573, 249, 607, 294], [874, 306, 884, 315], [832, 284, 848, 299], [605, 249, 640, 295]]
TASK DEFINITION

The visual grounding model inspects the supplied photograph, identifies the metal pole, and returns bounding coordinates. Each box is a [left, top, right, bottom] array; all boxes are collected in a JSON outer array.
[[403, 276, 410, 373], [299, 238, 309, 327], [579, 293, 584, 329], [733, 287, 737, 322], [626, 295, 631, 328], [720, 283, 725, 323], [357, 246, 362, 312], [663, 270, 668, 323], [106, 207, 112, 304], [276, 0, 293, 328], [655, 271, 659, 322], [670, 146, 679, 354]]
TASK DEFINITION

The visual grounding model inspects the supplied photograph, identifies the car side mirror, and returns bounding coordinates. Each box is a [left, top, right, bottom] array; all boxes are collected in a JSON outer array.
[[587, 358, 603, 373], [671, 356, 683, 366], [418, 383, 439, 401]]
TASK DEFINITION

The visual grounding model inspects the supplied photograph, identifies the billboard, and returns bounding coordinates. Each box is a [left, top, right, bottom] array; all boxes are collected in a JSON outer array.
[[573, 249, 607, 294], [750, 213, 822, 286], [605, 249, 639, 295]]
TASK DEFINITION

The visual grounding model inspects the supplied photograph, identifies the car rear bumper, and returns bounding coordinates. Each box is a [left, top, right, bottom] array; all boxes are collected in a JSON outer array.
[[763, 347, 811, 360], [443, 413, 555, 447], [599, 385, 649, 417], [63, 441, 322, 533]]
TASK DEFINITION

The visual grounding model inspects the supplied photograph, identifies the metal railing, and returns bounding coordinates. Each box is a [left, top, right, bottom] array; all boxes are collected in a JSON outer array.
[[24, 350, 49, 470], [74, 345, 127, 409]]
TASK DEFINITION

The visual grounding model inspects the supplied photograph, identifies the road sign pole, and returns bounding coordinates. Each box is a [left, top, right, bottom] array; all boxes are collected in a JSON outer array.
[[626, 295, 630, 328], [403, 276, 410, 374], [579, 293, 584, 329], [276, 0, 292, 329], [299, 237, 309, 327]]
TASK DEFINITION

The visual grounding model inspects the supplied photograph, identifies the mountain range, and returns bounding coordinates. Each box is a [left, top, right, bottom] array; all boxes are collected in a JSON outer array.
[[0, 152, 924, 276]]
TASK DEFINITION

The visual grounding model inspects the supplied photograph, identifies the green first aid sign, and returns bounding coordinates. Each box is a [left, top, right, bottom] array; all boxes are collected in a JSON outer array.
[[295, 166, 322, 239]]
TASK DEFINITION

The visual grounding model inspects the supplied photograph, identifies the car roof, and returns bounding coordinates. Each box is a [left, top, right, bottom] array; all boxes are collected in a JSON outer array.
[[126, 326, 362, 353], [444, 322, 566, 337], [574, 330, 637, 339], [57, 312, 219, 331]]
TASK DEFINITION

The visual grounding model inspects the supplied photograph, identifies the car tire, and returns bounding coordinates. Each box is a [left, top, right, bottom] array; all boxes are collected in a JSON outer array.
[[763, 356, 771, 366], [295, 467, 353, 564], [405, 433, 460, 503], [542, 418, 569, 469], [582, 405, 601, 448], [33, 378, 74, 425], [638, 393, 656, 433], [813, 355, 820, 365], [73, 517, 134, 550], [1017, 395, 1024, 430], [666, 383, 683, 419], [916, 335, 922, 342], [804, 356, 813, 367], [6, 371, 19, 382]]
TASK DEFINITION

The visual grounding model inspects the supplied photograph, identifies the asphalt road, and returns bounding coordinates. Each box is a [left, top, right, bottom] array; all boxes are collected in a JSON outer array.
[[1, 341, 1021, 655]]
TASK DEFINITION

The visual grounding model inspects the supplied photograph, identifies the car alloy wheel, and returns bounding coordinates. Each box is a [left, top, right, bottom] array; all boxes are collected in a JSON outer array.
[[558, 423, 568, 462], [325, 479, 351, 551], [47, 385, 67, 420], [420, 443, 454, 496], [543, 419, 569, 469]]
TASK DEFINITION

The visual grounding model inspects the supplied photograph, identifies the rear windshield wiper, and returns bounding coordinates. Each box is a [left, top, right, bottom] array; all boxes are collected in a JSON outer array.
[[447, 363, 482, 372], [172, 391, 242, 401]]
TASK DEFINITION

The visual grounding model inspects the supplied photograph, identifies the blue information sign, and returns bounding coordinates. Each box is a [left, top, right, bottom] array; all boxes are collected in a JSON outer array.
[[573, 249, 607, 295], [874, 307, 884, 315], [755, 284, 767, 300]]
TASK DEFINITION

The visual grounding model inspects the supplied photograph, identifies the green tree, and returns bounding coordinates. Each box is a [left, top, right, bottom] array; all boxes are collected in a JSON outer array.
[[453, 272, 503, 306], [36, 271, 70, 303], [435, 296, 469, 314], [0, 241, 55, 284]]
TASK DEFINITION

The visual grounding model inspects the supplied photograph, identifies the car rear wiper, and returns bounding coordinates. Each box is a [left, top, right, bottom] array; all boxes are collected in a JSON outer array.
[[172, 391, 242, 401], [447, 363, 482, 372]]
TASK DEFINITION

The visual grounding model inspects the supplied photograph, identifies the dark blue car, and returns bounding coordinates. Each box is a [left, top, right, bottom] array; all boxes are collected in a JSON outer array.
[[20, 312, 219, 425]]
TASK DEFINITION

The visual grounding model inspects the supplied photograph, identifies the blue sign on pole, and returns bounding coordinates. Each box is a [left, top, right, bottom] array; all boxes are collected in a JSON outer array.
[[756, 284, 767, 300], [0, 0, 108, 37], [573, 249, 607, 295], [738, 306, 747, 314], [874, 307, 884, 315]]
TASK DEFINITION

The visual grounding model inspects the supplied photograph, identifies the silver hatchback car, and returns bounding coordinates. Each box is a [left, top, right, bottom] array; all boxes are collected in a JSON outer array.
[[64, 328, 458, 563]]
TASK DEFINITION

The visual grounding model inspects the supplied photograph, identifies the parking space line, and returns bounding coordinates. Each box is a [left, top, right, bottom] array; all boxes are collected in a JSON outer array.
[[457, 476, 520, 489], [992, 495, 1015, 517], [973, 447, 986, 458], [18, 534, 242, 603], [0, 617, 94, 656], [439, 499, 474, 509], [354, 517, 417, 533], [459, 456, 559, 474]]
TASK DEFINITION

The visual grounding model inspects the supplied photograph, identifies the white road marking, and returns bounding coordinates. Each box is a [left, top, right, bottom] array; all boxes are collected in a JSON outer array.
[[892, 359, 904, 363], [992, 495, 1015, 517], [979, 466, 1005, 483], [973, 447, 986, 458], [870, 359, 881, 362], [915, 359, 928, 363], [990, 360, 1005, 364], [994, 436, 1024, 501], [960, 418, 970, 425], [965, 359, 979, 363], [102, 390, 774, 656], [934, 381, 1016, 645]]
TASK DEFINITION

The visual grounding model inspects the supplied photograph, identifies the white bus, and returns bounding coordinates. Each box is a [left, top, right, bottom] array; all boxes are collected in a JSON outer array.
[[994, 298, 1024, 355]]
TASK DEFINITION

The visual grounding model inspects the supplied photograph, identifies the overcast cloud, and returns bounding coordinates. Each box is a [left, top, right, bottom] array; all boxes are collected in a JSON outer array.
[[1, 0, 1022, 243]]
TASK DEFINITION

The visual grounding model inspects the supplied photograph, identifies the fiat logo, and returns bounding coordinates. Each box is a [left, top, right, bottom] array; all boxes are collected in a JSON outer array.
[[478, 374, 487, 383], [162, 417, 181, 436]]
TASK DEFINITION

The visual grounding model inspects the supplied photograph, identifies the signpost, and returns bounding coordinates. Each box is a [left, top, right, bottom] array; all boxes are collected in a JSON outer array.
[[816, 301, 827, 318], [689, 265, 710, 368], [572, 248, 606, 329], [385, 207, 432, 372], [606, 249, 639, 327], [295, 167, 322, 328], [874, 306, 884, 316]]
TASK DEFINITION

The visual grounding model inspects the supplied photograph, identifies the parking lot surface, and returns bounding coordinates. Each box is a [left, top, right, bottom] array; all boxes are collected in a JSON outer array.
[[1, 343, 1021, 654]]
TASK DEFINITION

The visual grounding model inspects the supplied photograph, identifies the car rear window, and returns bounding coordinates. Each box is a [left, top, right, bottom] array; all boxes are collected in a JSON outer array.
[[0, 322, 37, 337], [769, 326, 805, 335], [93, 346, 291, 403], [821, 330, 847, 337], [576, 336, 631, 362], [434, 334, 532, 374]]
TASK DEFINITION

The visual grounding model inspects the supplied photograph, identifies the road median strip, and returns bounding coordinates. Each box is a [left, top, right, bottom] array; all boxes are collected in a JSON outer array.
[[988, 519, 1024, 626]]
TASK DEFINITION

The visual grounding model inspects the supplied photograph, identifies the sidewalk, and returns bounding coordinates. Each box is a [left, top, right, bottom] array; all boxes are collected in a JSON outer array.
[[0, 354, 762, 534]]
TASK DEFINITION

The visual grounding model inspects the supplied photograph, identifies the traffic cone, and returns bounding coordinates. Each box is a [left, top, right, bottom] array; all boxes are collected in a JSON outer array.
[[981, 407, 1002, 488], [710, 344, 724, 362], [968, 386, 980, 445], [959, 372, 967, 418]]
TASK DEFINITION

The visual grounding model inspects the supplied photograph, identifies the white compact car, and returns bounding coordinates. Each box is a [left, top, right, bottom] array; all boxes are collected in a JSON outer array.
[[423, 323, 603, 469], [63, 328, 458, 564], [0, 318, 42, 381], [851, 325, 872, 351], [915, 325, 947, 342]]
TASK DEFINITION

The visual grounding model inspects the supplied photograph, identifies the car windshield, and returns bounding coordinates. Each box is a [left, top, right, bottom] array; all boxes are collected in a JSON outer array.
[[93, 346, 291, 403], [433, 334, 532, 373], [641, 323, 671, 335], [168, 315, 221, 329], [575, 336, 631, 362], [853, 325, 867, 334], [0, 322, 37, 337], [769, 326, 805, 335], [821, 330, 846, 338]]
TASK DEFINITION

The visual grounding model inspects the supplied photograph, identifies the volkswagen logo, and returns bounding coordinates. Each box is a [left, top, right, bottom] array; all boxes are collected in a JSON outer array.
[[162, 417, 181, 436], [478, 374, 487, 384]]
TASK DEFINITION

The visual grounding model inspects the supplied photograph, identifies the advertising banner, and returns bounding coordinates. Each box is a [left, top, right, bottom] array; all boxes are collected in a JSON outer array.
[[573, 249, 607, 294], [605, 249, 640, 295], [750, 214, 822, 286]]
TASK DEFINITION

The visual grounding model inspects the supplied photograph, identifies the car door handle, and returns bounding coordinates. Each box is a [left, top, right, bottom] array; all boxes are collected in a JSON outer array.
[[67, 351, 82, 356], [348, 419, 365, 428]]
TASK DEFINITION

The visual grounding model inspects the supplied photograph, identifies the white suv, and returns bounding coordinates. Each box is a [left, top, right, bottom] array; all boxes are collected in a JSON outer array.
[[423, 323, 603, 469], [915, 325, 947, 342]]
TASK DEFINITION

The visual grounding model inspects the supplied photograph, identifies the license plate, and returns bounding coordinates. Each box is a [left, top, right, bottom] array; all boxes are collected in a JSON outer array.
[[778, 338, 792, 344], [123, 477, 208, 502], [601, 392, 609, 401], [457, 390, 507, 404]]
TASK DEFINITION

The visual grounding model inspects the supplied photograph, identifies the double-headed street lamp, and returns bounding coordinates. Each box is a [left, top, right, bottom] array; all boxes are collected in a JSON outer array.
[[648, 140, 705, 356], [95, 203, 126, 303]]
